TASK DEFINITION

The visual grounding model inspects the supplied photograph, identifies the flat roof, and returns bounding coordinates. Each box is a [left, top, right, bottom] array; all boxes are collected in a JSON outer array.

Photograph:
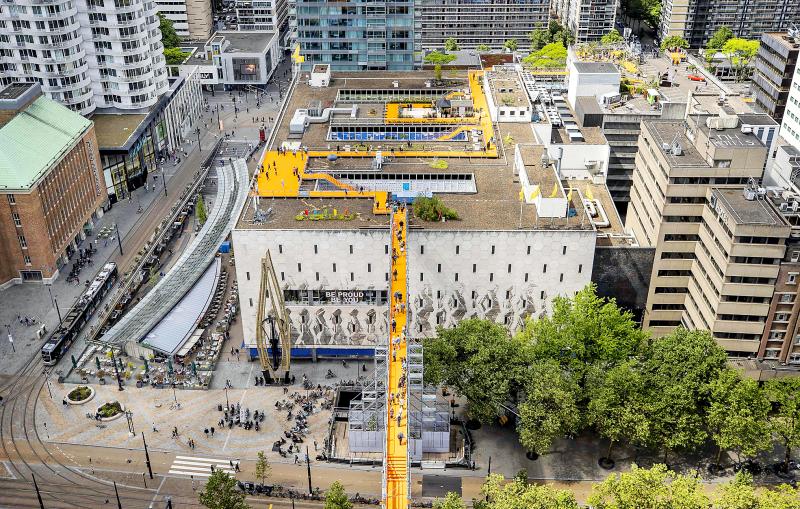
[[0, 96, 91, 191], [216, 30, 275, 53], [707, 128, 764, 148], [712, 188, 788, 227], [141, 258, 220, 355], [645, 120, 707, 168], [573, 61, 619, 74], [486, 69, 529, 109], [737, 113, 778, 126], [91, 113, 148, 149], [0, 83, 34, 101]]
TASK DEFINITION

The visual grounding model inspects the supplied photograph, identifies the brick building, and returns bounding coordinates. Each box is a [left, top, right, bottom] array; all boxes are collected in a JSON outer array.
[[0, 84, 105, 287]]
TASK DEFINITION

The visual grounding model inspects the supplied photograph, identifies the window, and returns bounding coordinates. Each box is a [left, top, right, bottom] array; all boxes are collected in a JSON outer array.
[[437, 263, 441, 273], [420, 245, 424, 255], [792, 251, 800, 263], [350, 272, 354, 282], [279, 244, 283, 254], [280, 272, 284, 281], [18, 235, 27, 249], [780, 293, 794, 303], [456, 245, 459, 255], [527, 246, 531, 255], [489, 273, 494, 282], [559, 273, 564, 282], [789, 273, 798, 285], [540, 290, 545, 299], [315, 272, 319, 281], [472, 264, 476, 273], [249, 298, 253, 307], [491, 245, 495, 255], [12, 213, 21, 227], [7, 194, 15, 205], [420, 272, 424, 281], [297, 263, 302, 272], [349, 245, 353, 254], [562, 246, 567, 255], [524, 273, 529, 282], [578, 264, 583, 273], [246, 271, 250, 280], [543, 264, 547, 273], [23, 255, 31, 265], [507, 264, 512, 273], [385, 245, 389, 254], [314, 245, 318, 254], [454, 273, 458, 282], [367, 263, 371, 273]]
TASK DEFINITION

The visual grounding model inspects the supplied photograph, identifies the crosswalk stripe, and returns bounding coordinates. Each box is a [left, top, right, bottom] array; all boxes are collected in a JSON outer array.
[[173, 460, 234, 469], [170, 464, 234, 473], [168, 455, 238, 478], [176, 455, 233, 463], [168, 470, 214, 477]]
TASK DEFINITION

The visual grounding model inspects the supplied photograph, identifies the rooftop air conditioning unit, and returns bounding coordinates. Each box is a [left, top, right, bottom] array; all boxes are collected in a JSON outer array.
[[781, 202, 789, 211]]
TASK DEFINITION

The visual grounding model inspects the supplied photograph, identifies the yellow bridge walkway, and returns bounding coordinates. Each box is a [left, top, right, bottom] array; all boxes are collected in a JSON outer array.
[[385, 208, 409, 509]]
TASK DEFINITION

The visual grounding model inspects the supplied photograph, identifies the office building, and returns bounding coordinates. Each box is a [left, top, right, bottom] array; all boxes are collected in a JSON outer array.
[[625, 111, 778, 349], [659, 0, 800, 49], [0, 0, 169, 116], [0, 84, 105, 287], [290, 0, 415, 71], [752, 32, 800, 123], [236, 0, 288, 32], [414, 0, 549, 51], [780, 59, 800, 150], [551, 0, 618, 43], [155, 0, 213, 40]]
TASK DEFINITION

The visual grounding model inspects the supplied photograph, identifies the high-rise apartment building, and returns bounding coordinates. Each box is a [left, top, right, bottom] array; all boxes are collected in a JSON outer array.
[[236, 0, 288, 32], [0, 84, 105, 287], [154, 0, 213, 40], [0, 0, 169, 116], [780, 61, 800, 150], [291, 0, 414, 71], [551, 0, 618, 43], [752, 32, 800, 124], [659, 0, 800, 48], [625, 112, 773, 345], [414, 0, 549, 51]]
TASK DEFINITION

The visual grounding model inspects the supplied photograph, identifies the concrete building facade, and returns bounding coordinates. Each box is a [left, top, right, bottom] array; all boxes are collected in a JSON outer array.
[[0, 85, 105, 287], [752, 32, 800, 124], [0, 0, 169, 116], [236, 0, 288, 33], [155, 0, 213, 40], [659, 0, 800, 49], [413, 0, 549, 51], [551, 0, 618, 43], [625, 112, 769, 347]]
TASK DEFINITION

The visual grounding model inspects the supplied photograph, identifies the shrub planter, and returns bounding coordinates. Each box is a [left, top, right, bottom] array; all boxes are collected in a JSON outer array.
[[66, 386, 95, 405], [96, 401, 125, 422]]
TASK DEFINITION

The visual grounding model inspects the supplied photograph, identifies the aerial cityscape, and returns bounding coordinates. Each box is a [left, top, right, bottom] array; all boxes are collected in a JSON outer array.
[[2, 0, 800, 508]]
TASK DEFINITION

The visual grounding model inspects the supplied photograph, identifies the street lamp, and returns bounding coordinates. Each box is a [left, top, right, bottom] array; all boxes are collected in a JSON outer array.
[[125, 409, 136, 436], [45, 284, 62, 323], [161, 167, 167, 197], [114, 224, 123, 256]]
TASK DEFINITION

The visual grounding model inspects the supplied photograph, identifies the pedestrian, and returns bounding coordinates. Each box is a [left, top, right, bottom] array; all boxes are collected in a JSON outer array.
[[230, 460, 234, 468], [210, 426, 215, 436], [294, 455, 298, 464], [152, 422, 158, 432], [235, 462, 240, 472]]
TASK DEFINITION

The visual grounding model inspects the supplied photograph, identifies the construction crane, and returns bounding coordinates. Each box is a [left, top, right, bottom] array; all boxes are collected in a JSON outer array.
[[256, 250, 291, 383]]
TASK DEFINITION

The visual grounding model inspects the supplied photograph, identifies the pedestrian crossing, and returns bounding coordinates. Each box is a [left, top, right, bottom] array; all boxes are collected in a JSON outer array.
[[168, 455, 237, 477]]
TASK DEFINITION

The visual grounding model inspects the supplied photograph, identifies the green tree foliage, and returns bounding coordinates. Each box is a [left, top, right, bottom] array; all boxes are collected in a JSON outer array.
[[588, 464, 709, 509], [707, 26, 734, 51], [164, 47, 190, 65], [639, 328, 728, 461], [476, 44, 491, 52], [444, 38, 460, 52], [707, 369, 771, 464], [413, 195, 458, 221], [586, 360, 651, 459], [620, 0, 661, 27], [476, 474, 579, 509], [255, 451, 271, 485], [522, 42, 568, 68], [528, 29, 551, 51], [423, 50, 457, 82], [600, 29, 624, 45], [714, 472, 800, 509], [504, 39, 518, 52], [517, 360, 580, 455], [528, 21, 574, 50], [660, 35, 689, 51], [722, 38, 760, 81], [198, 470, 250, 509], [764, 377, 800, 472], [432, 492, 466, 509], [324, 480, 352, 509], [423, 319, 528, 422], [158, 13, 182, 49], [196, 194, 208, 225]]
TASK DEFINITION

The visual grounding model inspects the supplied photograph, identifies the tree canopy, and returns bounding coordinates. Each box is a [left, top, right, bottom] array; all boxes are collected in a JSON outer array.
[[707, 26, 734, 51], [255, 451, 271, 485], [158, 13, 182, 49], [764, 377, 800, 471], [722, 38, 760, 81], [504, 39, 518, 52], [620, 0, 661, 27], [423, 51, 457, 82], [476, 474, 578, 509], [164, 47, 190, 66], [324, 480, 352, 509], [600, 29, 624, 45], [660, 35, 689, 51], [444, 38, 460, 52], [589, 464, 710, 509], [476, 44, 490, 52], [198, 471, 250, 509], [432, 492, 466, 509], [522, 42, 568, 69], [528, 21, 574, 50]]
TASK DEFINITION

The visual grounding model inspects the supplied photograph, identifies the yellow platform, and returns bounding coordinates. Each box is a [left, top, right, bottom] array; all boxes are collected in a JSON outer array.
[[385, 208, 409, 509]]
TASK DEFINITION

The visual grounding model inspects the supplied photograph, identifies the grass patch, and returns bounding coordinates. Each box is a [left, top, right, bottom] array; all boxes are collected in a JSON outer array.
[[413, 196, 458, 221]]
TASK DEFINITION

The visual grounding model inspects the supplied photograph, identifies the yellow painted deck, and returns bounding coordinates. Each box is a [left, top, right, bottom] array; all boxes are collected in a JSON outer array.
[[385, 208, 409, 509]]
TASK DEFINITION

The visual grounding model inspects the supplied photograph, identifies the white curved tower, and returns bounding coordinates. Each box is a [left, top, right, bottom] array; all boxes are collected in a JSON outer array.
[[0, 0, 168, 115]]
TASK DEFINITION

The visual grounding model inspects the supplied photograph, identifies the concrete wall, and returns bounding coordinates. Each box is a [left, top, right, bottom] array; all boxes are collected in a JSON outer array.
[[232, 227, 597, 354]]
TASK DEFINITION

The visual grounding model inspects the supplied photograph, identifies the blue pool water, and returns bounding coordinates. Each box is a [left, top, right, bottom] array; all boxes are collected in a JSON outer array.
[[330, 130, 467, 142]]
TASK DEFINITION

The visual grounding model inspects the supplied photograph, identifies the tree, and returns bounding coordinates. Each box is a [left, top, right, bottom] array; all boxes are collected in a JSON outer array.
[[600, 29, 624, 45], [504, 39, 518, 52], [764, 377, 800, 472], [517, 359, 581, 456], [707, 369, 771, 465], [196, 194, 207, 225], [714, 472, 800, 509], [660, 35, 689, 51], [324, 480, 352, 509], [424, 319, 529, 423], [722, 38, 759, 81], [528, 29, 551, 51], [164, 47, 190, 65], [476, 44, 490, 52], [158, 13, 182, 49], [586, 360, 650, 462], [423, 50, 457, 82], [444, 38, 460, 52], [548, 20, 575, 47], [255, 451, 271, 485], [759, 484, 800, 509], [518, 284, 647, 375], [433, 492, 466, 509], [707, 26, 733, 51], [588, 464, 709, 509], [477, 474, 578, 509], [198, 470, 250, 509], [522, 42, 568, 69], [639, 328, 727, 463]]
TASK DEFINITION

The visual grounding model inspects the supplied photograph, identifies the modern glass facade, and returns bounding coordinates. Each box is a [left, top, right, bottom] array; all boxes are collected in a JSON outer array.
[[293, 0, 415, 71]]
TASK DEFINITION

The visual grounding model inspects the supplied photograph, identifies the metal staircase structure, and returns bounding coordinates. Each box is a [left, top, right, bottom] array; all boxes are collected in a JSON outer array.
[[255, 250, 291, 383]]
